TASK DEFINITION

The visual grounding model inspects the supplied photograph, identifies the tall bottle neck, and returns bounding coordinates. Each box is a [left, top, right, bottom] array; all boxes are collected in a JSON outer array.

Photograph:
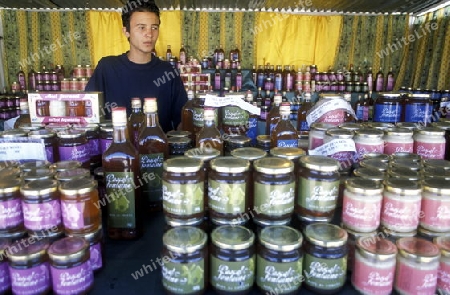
[[204, 119, 216, 128], [145, 112, 159, 127], [131, 107, 142, 114], [113, 125, 129, 143]]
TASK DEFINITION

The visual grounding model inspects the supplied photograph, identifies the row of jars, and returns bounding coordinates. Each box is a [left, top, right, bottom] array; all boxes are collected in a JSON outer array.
[[162, 223, 450, 295], [33, 77, 89, 92]]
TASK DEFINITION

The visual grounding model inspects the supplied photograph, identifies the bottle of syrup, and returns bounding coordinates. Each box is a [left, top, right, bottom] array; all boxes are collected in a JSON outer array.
[[266, 92, 283, 135], [271, 102, 298, 148], [179, 44, 187, 65], [375, 67, 384, 92], [297, 92, 313, 137], [128, 98, 145, 149], [196, 107, 223, 155]]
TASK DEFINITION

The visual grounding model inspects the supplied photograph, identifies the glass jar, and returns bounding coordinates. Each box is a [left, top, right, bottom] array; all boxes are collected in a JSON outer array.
[[380, 225, 417, 245], [168, 137, 192, 158], [57, 129, 91, 169], [162, 226, 208, 295], [0, 240, 11, 294], [162, 157, 205, 225], [390, 151, 422, 163], [422, 158, 450, 170], [224, 135, 251, 156], [256, 135, 271, 153], [99, 124, 113, 154], [28, 129, 59, 163], [367, 122, 395, 131], [353, 128, 384, 162], [434, 236, 450, 295], [402, 94, 432, 124], [308, 123, 334, 150], [362, 152, 390, 162], [431, 121, 450, 161], [395, 237, 440, 295], [167, 130, 192, 138], [342, 178, 383, 233], [256, 225, 303, 295], [73, 124, 101, 170], [359, 158, 389, 172], [419, 178, 450, 232], [210, 225, 255, 295], [296, 155, 340, 223], [352, 237, 397, 295], [323, 128, 356, 172], [0, 129, 27, 138], [343, 226, 378, 273], [302, 223, 348, 294], [59, 177, 100, 234], [208, 157, 250, 225], [68, 225, 104, 273], [389, 158, 422, 171], [47, 237, 94, 294], [8, 240, 51, 295], [396, 122, 420, 131], [50, 160, 82, 172], [373, 93, 403, 123], [381, 178, 422, 233], [20, 179, 62, 236], [253, 157, 295, 226], [0, 178, 23, 234], [413, 127, 446, 159], [383, 127, 414, 155], [0, 167, 21, 180]]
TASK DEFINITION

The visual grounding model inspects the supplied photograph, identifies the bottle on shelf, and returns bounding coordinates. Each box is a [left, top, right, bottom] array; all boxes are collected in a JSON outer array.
[[102, 107, 143, 240], [343, 93, 356, 122], [17, 66, 26, 91], [283, 65, 294, 92], [252, 65, 257, 86], [354, 94, 370, 122], [386, 67, 395, 91], [271, 102, 298, 148], [224, 66, 232, 90], [14, 98, 31, 129], [181, 89, 195, 140], [257, 65, 265, 88], [137, 98, 169, 212], [128, 98, 145, 149], [274, 65, 283, 92], [375, 67, 384, 92], [214, 65, 222, 91], [166, 45, 172, 61], [366, 66, 373, 92], [196, 107, 223, 155], [368, 90, 374, 120], [232, 44, 240, 61], [266, 92, 283, 135], [256, 87, 263, 107], [229, 48, 236, 62], [264, 90, 272, 108], [235, 66, 243, 92], [213, 46, 220, 67], [179, 44, 187, 65], [28, 68, 37, 92], [297, 92, 313, 137], [217, 44, 225, 63]]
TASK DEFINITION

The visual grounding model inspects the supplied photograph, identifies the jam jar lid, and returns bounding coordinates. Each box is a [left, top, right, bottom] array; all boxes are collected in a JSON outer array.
[[166, 130, 191, 138], [163, 226, 207, 254], [359, 159, 389, 172], [20, 160, 51, 172], [310, 122, 335, 132], [99, 120, 112, 128], [396, 237, 440, 263], [325, 128, 354, 138], [47, 236, 89, 264], [22, 168, 55, 182], [415, 127, 445, 136], [73, 124, 99, 133], [270, 147, 306, 160], [0, 160, 19, 169], [55, 168, 91, 182], [50, 160, 82, 172], [342, 225, 377, 240], [338, 122, 361, 131], [352, 167, 385, 181], [0, 239, 10, 257], [45, 124, 70, 133], [167, 137, 191, 145], [356, 237, 397, 261], [164, 157, 203, 173], [211, 225, 255, 250], [367, 122, 395, 130], [19, 124, 44, 132], [390, 152, 421, 163], [57, 129, 86, 139], [418, 226, 449, 240], [422, 167, 450, 180], [256, 135, 271, 144], [68, 225, 103, 244], [387, 166, 421, 181], [345, 178, 383, 195], [210, 156, 250, 173], [389, 158, 422, 171], [28, 129, 56, 139], [0, 178, 21, 193], [299, 155, 339, 172], [185, 147, 221, 161], [99, 125, 114, 132], [0, 129, 28, 138], [395, 122, 420, 130], [362, 153, 390, 163], [59, 177, 97, 195], [231, 147, 267, 161], [384, 178, 421, 195], [384, 127, 413, 136], [7, 240, 49, 263], [259, 225, 303, 252], [0, 167, 21, 179], [226, 135, 251, 145], [431, 121, 450, 130], [434, 236, 450, 258], [20, 179, 59, 197], [422, 177, 450, 194], [305, 223, 347, 248], [380, 225, 417, 239], [254, 157, 294, 174], [377, 92, 401, 98], [354, 128, 384, 138], [422, 159, 450, 170]]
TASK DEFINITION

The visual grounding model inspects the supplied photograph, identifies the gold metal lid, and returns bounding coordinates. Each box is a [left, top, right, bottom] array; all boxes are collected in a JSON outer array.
[[226, 135, 251, 145], [73, 124, 99, 132], [259, 225, 302, 252], [384, 178, 422, 195], [168, 137, 191, 145], [185, 147, 221, 161], [431, 121, 450, 131], [389, 158, 422, 171], [0, 178, 21, 194], [22, 168, 55, 182], [345, 178, 383, 195], [0, 167, 21, 179], [304, 223, 347, 248], [163, 157, 203, 173], [310, 122, 334, 132], [163, 226, 207, 254], [356, 237, 397, 261], [270, 147, 306, 160], [57, 129, 86, 139], [28, 129, 56, 139], [325, 127, 354, 139], [254, 157, 294, 174], [422, 177, 450, 194], [299, 155, 339, 172], [387, 166, 421, 181], [384, 127, 413, 136], [20, 179, 58, 197], [377, 92, 401, 98], [7, 240, 49, 264], [354, 128, 384, 138], [434, 235, 450, 258], [362, 153, 390, 163], [55, 168, 91, 182], [20, 160, 51, 172], [256, 135, 271, 144], [166, 130, 191, 138], [415, 127, 445, 136], [396, 237, 440, 263], [352, 167, 385, 181], [380, 225, 417, 239], [390, 152, 421, 163], [422, 159, 450, 170], [68, 224, 103, 244], [338, 122, 362, 131], [59, 177, 97, 195], [211, 225, 255, 250], [230, 147, 267, 161], [367, 122, 395, 130], [0, 129, 28, 138], [395, 122, 420, 130], [47, 236, 89, 264], [50, 160, 82, 172], [359, 159, 389, 172], [422, 167, 450, 180], [210, 156, 249, 173]]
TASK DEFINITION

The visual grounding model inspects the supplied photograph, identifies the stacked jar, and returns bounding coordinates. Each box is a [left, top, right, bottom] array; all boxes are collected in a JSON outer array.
[[413, 127, 446, 159]]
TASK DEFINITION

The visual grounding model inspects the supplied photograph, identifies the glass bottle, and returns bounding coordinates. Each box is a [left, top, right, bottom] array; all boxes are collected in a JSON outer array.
[[181, 89, 195, 141], [102, 107, 143, 240], [217, 44, 225, 62], [179, 44, 187, 65], [196, 107, 223, 155], [271, 102, 298, 148], [355, 94, 370, 122], [28, 68, 37, 91], [375, 67, 384, 92], [128, 97, 145, 149], [214, 65, 221, 91], [13, 98, 31, 129], [166, 45, 172, 61], [386, 67, 395, 91], [257, 65, 265, 88], [232, 44, 240, 61], [224, 65, 232, 89], [138, 97, 169, 211], [366, 67, 373, 92], [297, 92, 313, 137], [235, 66, 243, 92], [17, 66, 26, 91], [266, 93, 283, 135]]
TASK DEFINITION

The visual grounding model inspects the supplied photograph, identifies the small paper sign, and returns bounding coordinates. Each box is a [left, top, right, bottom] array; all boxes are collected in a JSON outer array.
[[0, 138, 46, 161], [308, 139, 356, 156], [204, 94, 261, 115]]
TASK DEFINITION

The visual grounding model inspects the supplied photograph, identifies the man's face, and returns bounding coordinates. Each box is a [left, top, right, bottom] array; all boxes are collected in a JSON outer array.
[[123, 11, 160, 55]]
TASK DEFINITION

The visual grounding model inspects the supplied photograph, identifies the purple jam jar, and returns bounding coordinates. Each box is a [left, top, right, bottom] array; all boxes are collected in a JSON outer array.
[[0, 240, 11, 294], [0, 178, 24, 235], [67, 225, 104, 273], [48, 236, 94, 295], [57, 130, 91, 170]]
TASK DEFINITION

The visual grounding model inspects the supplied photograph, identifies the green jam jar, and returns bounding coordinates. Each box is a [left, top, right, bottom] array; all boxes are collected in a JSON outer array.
[[210, 225, 255, 295], [256, 225, 303, 295], [162, 226, 208, 295], [303, 223, 348, 294]]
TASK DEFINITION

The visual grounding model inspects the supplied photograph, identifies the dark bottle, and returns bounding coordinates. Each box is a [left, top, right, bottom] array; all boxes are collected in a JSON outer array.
[[283, 65, 294, 91], [274, 65, 283, 92], [235, 66, 243, 92], [257, 65, 265, 88], [252, 65, 257, 86], [271, 102, 298, 148], [217, 44, 225, 63], [196, 107, 223, 155], [137, 98, 169, 212], [375, 67, 384, 92], [297, 92, 313, 137], [128, 97, 145, 149], [232, 44, 240, 61], [179, 44, 187, 65], [28, 68, 37, 92], [266, 93, 283, 135], [256, 87, 263, 107], [224, 66, 232, 90], [103, 107, 143, 240], [214, 65, 222, 91], [14, 98, 31, 129], [355, 94, 370, 122], [229, 48, 236, 62], [366, 67, 373, 92], [213, 45, 220, 67], [386, 67, 395, 91], [17, 66, 26, 91], [166, 45, 172, 61], [181, 89, 195, 140]]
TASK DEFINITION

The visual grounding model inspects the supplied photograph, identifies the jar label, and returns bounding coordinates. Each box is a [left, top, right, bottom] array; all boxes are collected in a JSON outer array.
[[222, 106, 249, 127], [438, 261, 450, 294], [404, 103, 430, 123], [50, 261, 93, 294], [88, 139, 101, 156], [208, 179, 246, 214], [9, 262, 51, 294], [355, 143, 384, 161], [420, 198, 450, 230], [0, 262, 10, 293], [22, 200, 61, 230], [309, 136, 324, 150], [105, 172, 136, 228], [45, 146, 54, 163], [90, 242, 103, 271], [298, 178, 339, 213], [373, 104, 401, 123], [254, 182, 295, 216], [193, 107, 218, 127], [162, 260, 205, 293], [276, 139, 298, 148], [210, 255, 255, 292], [61, 201, 91, 230], [256, 254, 303, 293], [0, 199, 23, 229], [395, 259, 437, 294], [384, 142, 413, 155], [59, 145, 90, 164], [303, 254, 346, 290], [162, 181, 203, 216], [414, 141, 445, 159], [139, 153, 164, 203], [342, 193, 381, 231], [100, 139, 112, 154], [381, 197, 421, 231], [352, 254, 395, 294]]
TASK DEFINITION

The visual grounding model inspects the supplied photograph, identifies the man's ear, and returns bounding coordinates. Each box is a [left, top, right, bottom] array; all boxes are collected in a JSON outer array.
[[123, 27, 130, 38]]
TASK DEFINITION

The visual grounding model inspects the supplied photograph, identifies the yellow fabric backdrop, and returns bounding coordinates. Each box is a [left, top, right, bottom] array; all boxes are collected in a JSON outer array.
[[154, 11, 182, 58]]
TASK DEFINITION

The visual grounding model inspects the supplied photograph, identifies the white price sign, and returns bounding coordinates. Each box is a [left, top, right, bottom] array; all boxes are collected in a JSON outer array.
[[0, 138, 46, 161]]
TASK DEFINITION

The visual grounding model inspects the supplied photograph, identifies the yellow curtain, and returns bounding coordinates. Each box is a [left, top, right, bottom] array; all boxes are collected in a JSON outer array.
[[254, 13, 342, 71], [155, 11, 182, 58]]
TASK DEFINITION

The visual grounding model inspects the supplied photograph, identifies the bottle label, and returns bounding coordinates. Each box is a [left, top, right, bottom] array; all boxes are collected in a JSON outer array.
[[275, 76, 283, 91], [395, 260, 437, 294], [210, 255, 255, 292], [0, 262, 10, 293], [420, 198, 450, 230], [9, 262, 51, 294], [381, 197, 421, 231], [342, 193, 381, 231], [100, 139, 112, 154], [404, 103, 430, 123], [88, 138, 101, 156], [276, 139, 299, 148], [0, 199, 23, 229], [257, 74, 265, 88], [438, 261, 450, 294], [50, 261, 93, 294], [162, 260, 205, 294], [22, 200, 61, 230], [59, 144, 90, 164], [383, 142, 413, 155], [45, 146, 54, 163], [303, 254, 346, 290], [90, 242, 103, 271], [105, 172, 136, 228], [373, 104, 402, 123], [222, 106, 248, 126], [386, 76, 394, 91], [356, 105, 369, 121], [375, 77, 384, 92], [256, 255, 303, 293], [162, 181, 203, 216], [309, 136, 323, 150], [246, 117, 258, 142], [306, 98, 354, 126], [298, 178, 339, 213], [352, 256, 395, 294], [254, 182, 295, 216], [215, 74, 221, 90], [193, 107, 204, 128], [236, 76, 242, 90], [139, 153, 164, 203], [414, 141, 445, 159], [208, 179, 246, 214]]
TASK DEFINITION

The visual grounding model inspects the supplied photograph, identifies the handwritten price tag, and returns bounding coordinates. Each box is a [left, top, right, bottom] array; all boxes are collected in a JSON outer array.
[[308, 139, 356, 156], [204, 94, 260, 115], [0, 138, 46, 161]]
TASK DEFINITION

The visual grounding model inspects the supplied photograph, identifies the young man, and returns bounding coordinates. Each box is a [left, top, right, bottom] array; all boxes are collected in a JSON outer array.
[[85, 1, 187, 132]]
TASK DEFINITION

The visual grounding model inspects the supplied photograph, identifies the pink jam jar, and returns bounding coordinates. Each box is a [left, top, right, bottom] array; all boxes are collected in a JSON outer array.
[[395, 237, 440, 295], [0, 178, 24, 234], [381, 178, 422, 233], [342, 178, 383, 232], [434, 236, 450, 295], [352, 237, 397, 295], [308, 122, 334, 150], [383, 127, 414, 155], [353, 128, 385, 162], [420, 178, 450, 232], [48, 236, 94, 295], [413, 127, 446, 159]]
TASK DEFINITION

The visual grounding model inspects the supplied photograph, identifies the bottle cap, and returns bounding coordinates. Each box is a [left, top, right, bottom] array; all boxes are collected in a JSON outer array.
[[143, 97, 158, 113], [131, 97, 141, 109], [112, 107, 128, 125]]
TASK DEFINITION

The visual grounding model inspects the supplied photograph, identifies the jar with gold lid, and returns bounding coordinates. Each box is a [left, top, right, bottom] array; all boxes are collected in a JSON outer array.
[[383, 127, 414, 155], [22, 168, 55, 183], [0, 178, 23, 234], [422, 158, 450, 170], [323, 128, 356, 172], [47, 236, 94, 294], [50, 160, 82, 172], [210, 225, 255, 294], [0, 166, 21, 180], [208, 156, 250, 225], [256, 225, 303, 295], [168, 136, 192, 158], [420, 178, 450, 232], [0, 240, 11, 294], [20, 160, 51, 172], [359, 158, 389, 172], [55, 167, 91, 183], [308, 123, 334, 150], [0, 129, 27, 138], [353, 128, 384, 161], [434, 236, 450, 295], [99, 124, 113, 154], [389, 158, 422, 171], [256, 135, 271, 153], [68, 225, 104, 273], [422, 166, 450, 180], [57, 129, 90, 169], [59, 177, 100, 234], [162, 226, 208, 295], [167, 130, 192, 138], [224, 135, 251, 156], [372, 93, 403, 123], [362, 152, 390, 162], [73, 124, 101, 169], [387, 166, 421, 181], [162, 157, 205, 226], [352, 166, 385, 182], [28, 129, 59, 163], [343, 226, 378, 273], [414, 127, 446, 159]]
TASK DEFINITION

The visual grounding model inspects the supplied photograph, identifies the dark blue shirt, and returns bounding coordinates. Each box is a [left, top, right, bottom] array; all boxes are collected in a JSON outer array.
[[85, 53, 187, 132]]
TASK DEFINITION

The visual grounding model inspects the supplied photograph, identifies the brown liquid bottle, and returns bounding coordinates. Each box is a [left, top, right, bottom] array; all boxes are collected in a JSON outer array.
[[179, 44, 187, 65], [297, 92, 313, 137], [196, 107, 223, 155], [102, 107, 143, 240], [128, 97, 145, 149], [266, 93, 283, 135], [181, 89, 195, 141], [138, 98, 169, 212], [271, 102, 298, 148]]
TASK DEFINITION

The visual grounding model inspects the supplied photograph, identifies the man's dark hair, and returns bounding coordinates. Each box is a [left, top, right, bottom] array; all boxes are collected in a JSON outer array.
[[122, 0, 160, 32]]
